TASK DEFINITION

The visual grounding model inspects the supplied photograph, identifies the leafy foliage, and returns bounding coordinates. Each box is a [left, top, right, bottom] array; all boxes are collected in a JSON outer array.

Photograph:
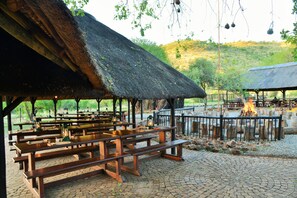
[[63, 0, 89, 16], [183, 58, 216, 91], [114, 0, 160, 36], [132, 38, 170, 64], [216, 66, 245, 94]]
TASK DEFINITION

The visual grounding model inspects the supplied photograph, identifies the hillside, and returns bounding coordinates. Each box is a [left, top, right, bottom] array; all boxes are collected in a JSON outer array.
[[161, 40, 294, 71]]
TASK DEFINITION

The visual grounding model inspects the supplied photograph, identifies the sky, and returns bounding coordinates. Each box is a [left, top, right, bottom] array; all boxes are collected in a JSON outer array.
[[84, 0, 296, 45]]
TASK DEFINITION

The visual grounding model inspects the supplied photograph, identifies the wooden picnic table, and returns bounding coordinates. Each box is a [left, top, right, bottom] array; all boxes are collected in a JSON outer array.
[[68, 122, 134, 136], [13, 118, 112, 129], [9, 127, 62, 144], [104, 126, 188, 176], [14, 133, 125, 197]]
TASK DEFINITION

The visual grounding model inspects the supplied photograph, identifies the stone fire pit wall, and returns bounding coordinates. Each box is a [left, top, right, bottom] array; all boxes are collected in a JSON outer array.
[[156, 114, 283, 141]]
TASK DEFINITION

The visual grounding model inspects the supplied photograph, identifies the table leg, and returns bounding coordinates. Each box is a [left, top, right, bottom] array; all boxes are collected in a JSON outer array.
[[28, 152, 36, 188], [159, 131, 166, 156], [99, 141, 107, 170], [115, 138, 124, 164]]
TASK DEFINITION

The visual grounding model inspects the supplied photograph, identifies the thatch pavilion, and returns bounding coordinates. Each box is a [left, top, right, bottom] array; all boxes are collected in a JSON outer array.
[[0, 0, 206, 196], [242, 62, 297, 105]]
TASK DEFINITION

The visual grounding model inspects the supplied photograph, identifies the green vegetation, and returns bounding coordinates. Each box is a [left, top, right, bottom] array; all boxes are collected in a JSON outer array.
[[133, 38, 170, 64], [183, 58, 216, 91]]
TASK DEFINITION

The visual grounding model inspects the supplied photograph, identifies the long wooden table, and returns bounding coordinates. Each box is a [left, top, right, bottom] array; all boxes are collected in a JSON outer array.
[[105, 126, 183, 175], [14, 133, 124, 196], [13, 118, 112, 129], [68, 122, 134, 135]]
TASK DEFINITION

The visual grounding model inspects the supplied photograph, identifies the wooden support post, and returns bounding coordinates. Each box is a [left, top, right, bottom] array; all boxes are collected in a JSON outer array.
[[132, 99, 138, 128], [113, 97, 117, 117], [282, 90, 286, 105], [119, 98, 123, 121], [255, 91, 259, 107], [30, 97, 37, 119], [6, 96, 13, 141], [128, 99, 131, 123], [167, 98, 176, 154], [75, 98, 80, 117], [262, 91, 265, 106], [0, 96, 7, 197], [96, 98, 102, 115], [3, 97, 25, 117], [53, 97, 58, 120], [140, 100, 143, 121]]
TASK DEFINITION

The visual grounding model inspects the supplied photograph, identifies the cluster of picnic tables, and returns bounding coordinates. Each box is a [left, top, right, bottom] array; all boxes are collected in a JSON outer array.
[[9, 114, 188, 198]]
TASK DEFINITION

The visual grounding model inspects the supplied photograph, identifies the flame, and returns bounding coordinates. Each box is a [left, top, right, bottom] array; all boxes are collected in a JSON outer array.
[[241, 98, 257, 116]]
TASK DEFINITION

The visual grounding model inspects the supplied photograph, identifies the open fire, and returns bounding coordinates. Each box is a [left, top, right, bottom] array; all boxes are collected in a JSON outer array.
[[240, 98, 257, 116]]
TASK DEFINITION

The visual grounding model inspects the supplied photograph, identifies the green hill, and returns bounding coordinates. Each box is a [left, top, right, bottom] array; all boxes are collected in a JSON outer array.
[[161, 40, 294, 72]]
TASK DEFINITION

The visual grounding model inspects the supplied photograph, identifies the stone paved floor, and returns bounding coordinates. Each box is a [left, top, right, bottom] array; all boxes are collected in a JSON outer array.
[[5, 135, 297, 198]]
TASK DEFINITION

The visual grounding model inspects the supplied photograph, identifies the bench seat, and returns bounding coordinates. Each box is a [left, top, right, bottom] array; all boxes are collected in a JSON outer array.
[[123, 139, 188, 176], [13, 145, 99, 171], [23, 153, 129, 198]]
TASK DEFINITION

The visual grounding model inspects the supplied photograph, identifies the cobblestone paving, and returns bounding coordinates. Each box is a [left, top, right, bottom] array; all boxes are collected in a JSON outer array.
[[5, 136, 297, 198], [245, 135, 297, 158]]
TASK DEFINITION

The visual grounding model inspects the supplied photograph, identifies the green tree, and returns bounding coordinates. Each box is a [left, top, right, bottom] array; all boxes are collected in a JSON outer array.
[[63, 0, 89, 16], [184, 58, 216, 91], [216, 66, 245, 97], [133, 39, 170, 64]]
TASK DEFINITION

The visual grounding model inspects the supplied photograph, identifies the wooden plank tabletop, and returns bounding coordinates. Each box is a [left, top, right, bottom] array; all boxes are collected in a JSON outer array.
[[14, 133, 119, 154]]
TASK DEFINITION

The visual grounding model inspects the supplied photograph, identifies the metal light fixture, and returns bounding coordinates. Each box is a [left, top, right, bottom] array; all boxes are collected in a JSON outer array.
[[147, 115, 154, 129], [112, 116, 117, 123]]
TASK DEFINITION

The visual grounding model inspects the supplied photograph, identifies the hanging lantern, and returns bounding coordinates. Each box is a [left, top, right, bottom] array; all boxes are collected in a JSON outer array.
[[147, 115, 154, 129], [112, 116, 117, 123]]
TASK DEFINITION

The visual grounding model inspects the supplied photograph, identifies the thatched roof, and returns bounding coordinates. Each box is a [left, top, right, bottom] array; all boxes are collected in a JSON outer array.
[[242, 62, 297, 91], [0, 0, 206, 99]]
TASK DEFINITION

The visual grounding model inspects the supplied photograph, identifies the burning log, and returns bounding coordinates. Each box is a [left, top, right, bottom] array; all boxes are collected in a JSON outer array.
[[240, 98, 257, 116]]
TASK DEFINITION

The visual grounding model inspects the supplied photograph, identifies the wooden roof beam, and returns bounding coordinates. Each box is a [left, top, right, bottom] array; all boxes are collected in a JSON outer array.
[[0, 3, 79, 71]]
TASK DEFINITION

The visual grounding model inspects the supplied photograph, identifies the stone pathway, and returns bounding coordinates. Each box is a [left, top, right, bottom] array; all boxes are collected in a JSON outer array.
[[245, 135, 297, 158], [5, 135, 297, 198]]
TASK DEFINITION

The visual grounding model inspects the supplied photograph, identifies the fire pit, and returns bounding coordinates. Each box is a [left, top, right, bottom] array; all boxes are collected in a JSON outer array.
[[240, 98, 257, 117]]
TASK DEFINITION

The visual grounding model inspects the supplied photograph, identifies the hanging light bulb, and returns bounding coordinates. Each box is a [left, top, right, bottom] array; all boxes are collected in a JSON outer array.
[[231, 22, 236, 28]]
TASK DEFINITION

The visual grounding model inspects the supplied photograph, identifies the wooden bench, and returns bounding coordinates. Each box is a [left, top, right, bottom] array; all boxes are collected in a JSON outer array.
[[123, 139, 188, 176], [13, 145, 99, 171], [122, 135, 157, 148], [23, 153, 129, 198]]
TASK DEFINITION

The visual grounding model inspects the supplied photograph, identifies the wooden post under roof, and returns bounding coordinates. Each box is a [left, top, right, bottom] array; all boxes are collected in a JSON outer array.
[[75, 98, 80, 117], [96, 98, 102, 115], [30, 97, 37, 119], [53, 97, 58, 120], [255, 91, 259, 107], [0, 96, 7, 197], [6, 96, 13, 141], [113, 97, 117, 118], [140, 100, 143, 121], [167, 98, 176, 155], [119, 98, 122, 121], [127, 99, 131, 123], [131, 99, 138, 128]]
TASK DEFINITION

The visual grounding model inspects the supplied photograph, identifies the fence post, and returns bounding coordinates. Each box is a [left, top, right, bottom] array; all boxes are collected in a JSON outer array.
[[181, 113, 185, 135], [220, 114, 224, 140], [278, 115, 282, 140]]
